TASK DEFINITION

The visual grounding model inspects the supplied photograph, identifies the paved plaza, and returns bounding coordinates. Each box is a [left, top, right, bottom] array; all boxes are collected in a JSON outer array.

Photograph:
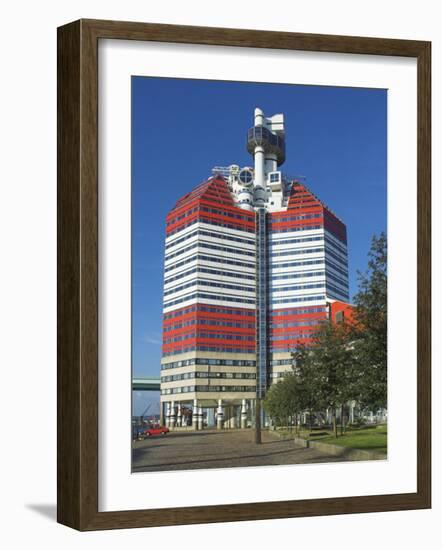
[[132, 429, 353, 472]]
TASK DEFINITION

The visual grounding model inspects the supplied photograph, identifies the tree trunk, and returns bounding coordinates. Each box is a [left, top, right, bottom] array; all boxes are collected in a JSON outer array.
[[333, 408, 338, 438], [340, 404, 344, 436], [255, 398, 262, 444]]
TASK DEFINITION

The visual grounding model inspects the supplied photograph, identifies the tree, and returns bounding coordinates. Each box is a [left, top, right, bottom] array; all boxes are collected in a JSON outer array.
[[264, 233, 388, 436], [294, 320, 356, 437], [263, 373, 300, 430], [292, 343, 326, 431], [352, 232, 387, 410]]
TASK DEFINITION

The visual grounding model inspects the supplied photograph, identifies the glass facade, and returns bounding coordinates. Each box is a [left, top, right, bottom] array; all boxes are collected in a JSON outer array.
[[256, 208, 269, 398]]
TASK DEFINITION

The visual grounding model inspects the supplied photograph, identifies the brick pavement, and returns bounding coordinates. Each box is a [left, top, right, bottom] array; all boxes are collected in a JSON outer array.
[[132, 429, 353, 472]]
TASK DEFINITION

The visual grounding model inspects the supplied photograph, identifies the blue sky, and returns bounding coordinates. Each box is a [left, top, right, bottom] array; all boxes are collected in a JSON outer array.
[[131, 76, 387, 413]]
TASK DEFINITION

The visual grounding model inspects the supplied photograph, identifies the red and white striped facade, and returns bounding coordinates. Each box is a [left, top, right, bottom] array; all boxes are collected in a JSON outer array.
[[159, 109, 350, 429]]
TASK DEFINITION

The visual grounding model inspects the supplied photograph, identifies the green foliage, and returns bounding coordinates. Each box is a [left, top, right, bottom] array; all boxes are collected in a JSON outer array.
[[352, 232, 388, 409], [296, 320, 356, 409], [263, 373, 300, 427], [264, 232, 388, 435]]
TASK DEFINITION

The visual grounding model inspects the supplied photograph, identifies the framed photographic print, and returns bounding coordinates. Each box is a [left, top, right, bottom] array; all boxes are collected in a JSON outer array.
[[57, 19, 431, 530]]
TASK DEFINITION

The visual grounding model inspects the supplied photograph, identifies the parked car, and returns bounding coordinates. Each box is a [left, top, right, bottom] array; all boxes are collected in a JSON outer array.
[[143, 424, 169, 437]]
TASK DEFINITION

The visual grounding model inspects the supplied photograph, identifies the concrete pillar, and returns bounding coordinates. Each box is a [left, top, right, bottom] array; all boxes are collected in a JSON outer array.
[[165, 403, 170, 428], [254, 109, 265, 188], [250, 399, 256, 428], [241, 399, 247, 429], [198, 406, 204, 430], [229, 406, 235, 429], [169, 401, 176, 429], [177, 404, 182, 427], [192, 399, 198, 430], [160, 402, 164, 426], [254, 146, 265, 188], [217, 399, 224, 430]]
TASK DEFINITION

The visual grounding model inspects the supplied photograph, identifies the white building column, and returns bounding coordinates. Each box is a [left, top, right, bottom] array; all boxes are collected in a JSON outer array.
[[198, 406, 204, 430], [169, 401, 176, 429], [192, 399, 198, 430], [241, 399, 247, 429], [216, 399, 224, 430], [177, 404, 182, 427], [165, 402, 170, 428], [160, 402, 165, 426], [253, 108, 266, 187]]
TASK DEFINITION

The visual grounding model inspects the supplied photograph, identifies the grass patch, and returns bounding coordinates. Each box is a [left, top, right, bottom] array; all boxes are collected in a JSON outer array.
[[311, 424, 387, 453]]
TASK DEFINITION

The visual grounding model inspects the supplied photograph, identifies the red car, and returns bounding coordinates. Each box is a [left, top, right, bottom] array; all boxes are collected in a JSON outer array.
[[143, 424, 169, 437]]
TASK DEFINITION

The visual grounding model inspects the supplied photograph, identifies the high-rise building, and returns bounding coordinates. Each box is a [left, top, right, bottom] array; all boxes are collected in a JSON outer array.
[[160, 108, 350, 429]]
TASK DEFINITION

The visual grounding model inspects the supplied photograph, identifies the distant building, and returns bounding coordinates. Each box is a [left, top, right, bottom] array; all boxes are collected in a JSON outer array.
[[159, 108, 351, 429], [329, 300, 355, 325]]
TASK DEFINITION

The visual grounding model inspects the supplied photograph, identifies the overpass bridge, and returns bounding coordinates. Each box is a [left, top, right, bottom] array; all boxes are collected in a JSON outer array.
[[132, 377, 160, 392]]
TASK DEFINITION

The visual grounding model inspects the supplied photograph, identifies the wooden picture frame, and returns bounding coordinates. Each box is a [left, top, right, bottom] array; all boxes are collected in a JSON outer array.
[[57, 18, 431, 531]]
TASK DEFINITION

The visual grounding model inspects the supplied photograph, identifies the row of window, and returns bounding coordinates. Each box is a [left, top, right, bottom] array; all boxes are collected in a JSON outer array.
[[324, 245, 348, 267], [200, 206, 254, 222], [324, 259, 349, 278], [271, 224, 322, 234], [164, 278, 255, 298], [270, 246, 324, 258], [270, 330, 313, 341], [268, 213, 322, 223], [269, 224, 322, 236], [165, 228, 255, 250], [164, 332, 255, 344], [326, 281, 350, 298], [268, 235, 323, 248], [324, 234, 348, 255], [164, 265, 256, 286], [162, 346, 255, 356], [270, 358, 294, 366], [167, 216, 255, 236], [161, 385, 256, 395], [270, 282, 325, 294], [164, 318, 255, 332], [270, 270, 325, 282], [271, 275, 347, 295], [271, 294, 326, 305], [270, 258, 325, 270], [270, 345, 304, 352], [324, 270, 349, 287], [326, 288, 350, 302], [163, 292, 255, 309], [165, 267, 347, 292], [270, 319, 322, 329], [287, 201, 320, 210], [163, 304, 255, 321], [164, 252, 255, 274], [161, 358, 256, 370], [270, 306, 327, 317], [166, 206, 199, 227], [161, 372, 256, 382], [165, 240, 255, 263]]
